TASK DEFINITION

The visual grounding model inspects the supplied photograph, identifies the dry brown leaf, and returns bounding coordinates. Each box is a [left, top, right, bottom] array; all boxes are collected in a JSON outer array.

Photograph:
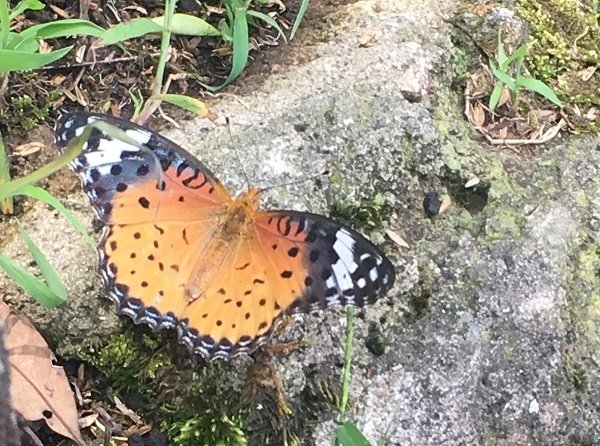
[[578, 66, 597, 81], [439, 196, 452, 214], [585, 107, 597, 121], [75, 45, 86, 63], [0, 301, 85, 445], [464, 176, 480, 188], [497, 86, 511, 108], [358, 29, 376, 48], [385, 229, 410, 249], [38, 40, 51, 54], [13, 142, 45, 157], [114, 395, 141, 424], [78, 412, 98, 429], [468, 103, 485, 126], [48, 3, 70, 18]]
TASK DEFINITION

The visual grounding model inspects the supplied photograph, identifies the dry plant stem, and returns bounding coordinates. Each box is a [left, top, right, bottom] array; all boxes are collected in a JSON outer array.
[[135, 0, 176, 124], [0, 128, 13, 214]]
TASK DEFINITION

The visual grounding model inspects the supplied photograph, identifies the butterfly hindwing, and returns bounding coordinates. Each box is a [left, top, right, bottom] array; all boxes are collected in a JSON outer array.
[[255, 211, 395, 312], [174, 211, 395, 359]]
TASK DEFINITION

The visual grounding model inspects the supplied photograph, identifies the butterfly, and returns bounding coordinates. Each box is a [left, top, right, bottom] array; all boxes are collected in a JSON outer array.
[[55, 112, 395, 360]]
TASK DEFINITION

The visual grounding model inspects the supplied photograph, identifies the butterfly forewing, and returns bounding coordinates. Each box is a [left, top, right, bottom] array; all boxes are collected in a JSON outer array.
[[55, 113, 231, 224]]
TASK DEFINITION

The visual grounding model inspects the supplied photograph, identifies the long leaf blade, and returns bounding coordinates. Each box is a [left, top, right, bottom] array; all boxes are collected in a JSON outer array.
[[516, 76, 562, 106], [17, 225, 67, 303], [153, 93, 209, 116], [0, 253, 63, 307], [201, 6, 249, 91], [334, 421, 372, 446], [98, 18, 164, 46], [152, 13, 220, 36], [246, 10, 286, 42], [290, 0, 309, 39], [20, 185, 95, 247], [0, 46, 72, 73]]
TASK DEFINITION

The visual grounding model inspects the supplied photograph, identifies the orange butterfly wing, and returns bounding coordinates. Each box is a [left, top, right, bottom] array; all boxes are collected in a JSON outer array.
[[55, 113, 395, 360], [176, 210, 394, 358]]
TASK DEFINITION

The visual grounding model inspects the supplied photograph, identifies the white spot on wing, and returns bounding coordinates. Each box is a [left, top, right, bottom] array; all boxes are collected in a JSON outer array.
[[369, 268, 378, 281], [357, 278, 367, 288], [334, 229, 358, 274], [126, 128, 151, 144], [331, 259, 353, 291]]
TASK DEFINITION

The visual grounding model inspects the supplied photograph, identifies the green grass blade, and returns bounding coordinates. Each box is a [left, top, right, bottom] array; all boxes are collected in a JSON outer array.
[[17, 224, 67, 303], [488, 81, 504, 110], [339, 306, 355, 420], [201, 6, 249, 91], [0, 46, 72, 73], [0, 123, 86, 202], [516, 76, 562, 106], [290, 0, 309, 39], [22, 19, 104, 40], [0, 129, 13, 214], [503, 42, 528, 68], [8, 0, 44, 21], [153, 93, 209, 116], [99, 18, 164, 46], [246, 10, 286, 42], [0, 252, 65, 307], [490, 65, 516, 90], [334, 422, 372, 446], [0, 0, 10, 49], [152, 13, 220, 36], [20, 185, 95, 247]]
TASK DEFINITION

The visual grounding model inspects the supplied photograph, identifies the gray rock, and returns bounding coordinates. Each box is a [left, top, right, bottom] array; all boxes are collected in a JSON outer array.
[[1, 0, 600, 444]]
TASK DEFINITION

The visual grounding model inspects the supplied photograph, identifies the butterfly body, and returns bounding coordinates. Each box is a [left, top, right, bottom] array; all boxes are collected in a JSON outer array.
[[55, 113, 395, 360]]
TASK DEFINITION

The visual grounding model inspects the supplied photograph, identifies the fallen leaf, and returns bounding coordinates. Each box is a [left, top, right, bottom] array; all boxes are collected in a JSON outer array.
[[468, 103, 485, 126], [464, 176, 480, 188], [13, 142, 45, 157], [497, 86, 511, 108], [585, 107, 597, 121], [0, 301, 85, 445], [358, 29, 376, 48], [38, 40, 52, 54], [385, 229, 410, 249], [439, 196, 452, 214], [114, 395, 141, 424], [48, 3, 70, 19], [578, 66, 597, 81], [78, 412, 98, 429]]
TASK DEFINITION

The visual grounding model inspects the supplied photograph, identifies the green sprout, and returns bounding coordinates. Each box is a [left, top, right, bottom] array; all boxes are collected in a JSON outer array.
[[489, 30, 562, 110]]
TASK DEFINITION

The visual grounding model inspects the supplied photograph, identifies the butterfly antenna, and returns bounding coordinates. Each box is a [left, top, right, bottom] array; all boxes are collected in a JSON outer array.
[[226, 117, 252, 190], [259, 170, 330, 193]]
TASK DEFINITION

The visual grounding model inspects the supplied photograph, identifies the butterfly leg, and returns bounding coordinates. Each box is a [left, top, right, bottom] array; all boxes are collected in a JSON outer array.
[[260, 339, 312, 357], [245, 363, 291, 417], [259, 315, 311, 357]]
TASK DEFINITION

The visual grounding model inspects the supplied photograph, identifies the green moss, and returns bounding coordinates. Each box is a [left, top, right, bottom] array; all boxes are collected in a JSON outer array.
[[516, 0, 600, 128], [0, 90, 62, 135], [80, 331, 249, 445], [162, 411, 247, 446], [329, 192, 390, 233]]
